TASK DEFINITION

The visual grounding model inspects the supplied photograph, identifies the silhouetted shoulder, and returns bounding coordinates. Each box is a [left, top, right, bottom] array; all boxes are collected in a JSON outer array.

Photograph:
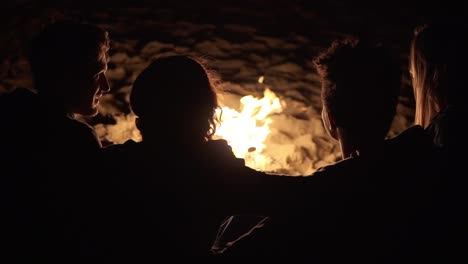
[[426, 106, 467, 149], [0, 88, 39, 122], [385, 125, 431, 151], [0, 87, 38, 106], [58, 115, 102, 150], [98, 139, 140, 174], [203, 140, 301, 188], [203, 139, 245, 167], [102, 139, 138, 153], [99, 139, 140, 173], [314, 156, 357, 175], [0, 88, 40, 153], [310, 157, 368, 191]]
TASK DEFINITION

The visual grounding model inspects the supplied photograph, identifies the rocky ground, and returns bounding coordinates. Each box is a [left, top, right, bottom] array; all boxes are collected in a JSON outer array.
[[1, 1, 465, 175]]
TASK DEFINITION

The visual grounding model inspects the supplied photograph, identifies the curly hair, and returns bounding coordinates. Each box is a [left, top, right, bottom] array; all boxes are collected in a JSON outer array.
[[130, 55, 221, 142]]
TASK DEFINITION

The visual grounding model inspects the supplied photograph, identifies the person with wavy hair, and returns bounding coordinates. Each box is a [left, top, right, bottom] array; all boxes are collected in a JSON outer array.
[[99, 54, 300, 257], [130, 55, 221, 146], [410, 22, 468, 148], [409, 21, 468, 257]]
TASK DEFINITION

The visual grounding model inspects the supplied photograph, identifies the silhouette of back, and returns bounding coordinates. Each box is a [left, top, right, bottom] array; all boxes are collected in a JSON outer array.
[[1, 20, 110, 257], [218, 38, 441, 260], [302, 38, 442, 260], [98, 55, 278, 256]]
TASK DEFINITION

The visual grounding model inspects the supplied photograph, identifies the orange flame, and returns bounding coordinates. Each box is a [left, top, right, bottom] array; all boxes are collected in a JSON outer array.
[[214, 85, 283, 171]]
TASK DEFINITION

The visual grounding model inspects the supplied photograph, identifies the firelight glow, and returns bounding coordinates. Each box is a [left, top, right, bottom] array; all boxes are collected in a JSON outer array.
[[214, 85, 283, 171]]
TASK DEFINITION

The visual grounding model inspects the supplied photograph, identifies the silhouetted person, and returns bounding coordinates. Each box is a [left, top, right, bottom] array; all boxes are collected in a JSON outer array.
[[0, 20, 110, 257], [410, 23, 468, 149], [28, 20, 110, 150], [409, 21, 468, 257], [98, 55, 303, 257], [219, 38, 440, 260], [302, 37, 441, 260], [308, 37, 407, 259]]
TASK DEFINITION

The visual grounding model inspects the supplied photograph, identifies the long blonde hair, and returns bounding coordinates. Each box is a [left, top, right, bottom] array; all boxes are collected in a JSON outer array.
[[410, 23, 468, 127]]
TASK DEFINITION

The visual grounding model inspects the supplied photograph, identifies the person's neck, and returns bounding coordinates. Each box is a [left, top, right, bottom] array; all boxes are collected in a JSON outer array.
[[336, 128, 383, 159]]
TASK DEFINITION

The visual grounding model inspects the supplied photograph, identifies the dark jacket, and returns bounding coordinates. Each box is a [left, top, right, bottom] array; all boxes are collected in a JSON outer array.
[[426, 105, 468, 256], [0, 88, 102, 257], [425, 105, 465, 150], [215, 126, 444, 260], [97, 137, 308, 257]]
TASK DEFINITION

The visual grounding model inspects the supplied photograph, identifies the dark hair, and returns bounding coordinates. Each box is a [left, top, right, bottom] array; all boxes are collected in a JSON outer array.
[[28, 20, 110, 91], [130, 55, 220, 142], [410, 22, 468, 127], [314, 37, 401, 139]]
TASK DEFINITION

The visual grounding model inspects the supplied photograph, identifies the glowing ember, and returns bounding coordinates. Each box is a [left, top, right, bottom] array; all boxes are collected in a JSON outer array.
[[214, 87, 284, 171], [258, 75, 264, 84]]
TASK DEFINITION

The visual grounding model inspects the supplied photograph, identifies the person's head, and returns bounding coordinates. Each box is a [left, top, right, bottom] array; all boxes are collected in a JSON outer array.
[[130, 55, 220, 144], [314, 37, 401, 148], [410, 22, 468, 128], [28, 20, 110, 116]]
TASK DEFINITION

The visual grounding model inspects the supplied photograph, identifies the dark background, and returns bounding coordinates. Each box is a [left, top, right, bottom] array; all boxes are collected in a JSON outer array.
[[1, 0, 466, 174]]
